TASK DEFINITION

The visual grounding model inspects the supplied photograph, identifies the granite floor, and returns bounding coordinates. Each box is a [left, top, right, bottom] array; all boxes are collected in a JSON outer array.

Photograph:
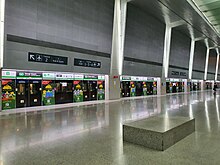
[[0, 90, 220, 165]]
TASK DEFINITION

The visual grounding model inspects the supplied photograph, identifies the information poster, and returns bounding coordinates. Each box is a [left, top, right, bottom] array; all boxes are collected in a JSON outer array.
[[97, 81, 105, 100], [2, 80, 16, 110], [42, 80, 55, 105], [73, 80, 83, 102]]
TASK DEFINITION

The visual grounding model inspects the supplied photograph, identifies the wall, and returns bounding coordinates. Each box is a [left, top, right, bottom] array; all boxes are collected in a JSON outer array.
[[192, 41, 206, 79], [123, 61, 162, 77], [169, 29, 190, 69], [5, 41, 110, 74], [4, 0, 114, 72], [123, 4, 164, 77], [218, 57, 220, 81], [168, 68, 188, 79], [168, 29, 190, 79], [207, 49, 217, 80]]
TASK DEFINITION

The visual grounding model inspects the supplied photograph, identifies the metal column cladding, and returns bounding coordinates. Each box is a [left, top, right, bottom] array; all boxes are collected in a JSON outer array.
[[110, 0, 128, 76], [0, 0, 5, 68], [215, 49, 219, 81]]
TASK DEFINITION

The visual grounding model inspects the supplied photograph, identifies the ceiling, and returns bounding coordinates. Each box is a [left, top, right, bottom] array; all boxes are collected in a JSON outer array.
[[128, 0, 220, 47], [191, 0, 220, 35]]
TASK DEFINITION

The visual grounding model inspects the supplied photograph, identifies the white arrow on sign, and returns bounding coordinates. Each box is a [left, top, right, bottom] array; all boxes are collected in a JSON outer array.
[[30, 54, 35, 60]]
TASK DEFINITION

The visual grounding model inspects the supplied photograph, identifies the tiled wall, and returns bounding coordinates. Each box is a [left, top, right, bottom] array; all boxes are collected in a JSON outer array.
[[5, 41, 110, 74], [123, 4, 164, 77], [192, 41, 207, 79], [4, 0, 113, 73], [169, 29, 190, 69], [208, 49, 217, 74], [5, 0, 114, 54]]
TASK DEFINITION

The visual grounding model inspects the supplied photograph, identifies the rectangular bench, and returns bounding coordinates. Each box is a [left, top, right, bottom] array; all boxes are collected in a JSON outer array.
[[123, 115, 195, 151]]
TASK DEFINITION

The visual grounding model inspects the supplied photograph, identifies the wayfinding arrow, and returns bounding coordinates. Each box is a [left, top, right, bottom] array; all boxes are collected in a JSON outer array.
[[30, 54, 35, 60]]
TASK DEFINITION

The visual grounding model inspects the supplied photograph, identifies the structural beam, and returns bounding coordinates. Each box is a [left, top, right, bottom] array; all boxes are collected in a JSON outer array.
[[169, 20, 186, 28], [194, 37, 206, 41], [209, 46, 220, 49]]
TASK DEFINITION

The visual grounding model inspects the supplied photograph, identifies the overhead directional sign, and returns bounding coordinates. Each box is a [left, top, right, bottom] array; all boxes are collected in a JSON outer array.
[[28, 52, 68, 65], [74, 58, 101, 68]]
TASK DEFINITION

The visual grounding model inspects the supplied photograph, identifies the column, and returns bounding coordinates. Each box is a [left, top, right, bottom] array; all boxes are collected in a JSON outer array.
[[187, 39, 196, 93], [215, 48, 219, 81], [0, 0, 5, 68], [160, 20, 185, 95], [109, 0, 127, 100], [0, 0, 5, 111], [188, 37, 206, 92], [201, 80, 205, 91], [161, 25, 172, 95], [188, 40, 195, 80], [204, 44, 210, 80]]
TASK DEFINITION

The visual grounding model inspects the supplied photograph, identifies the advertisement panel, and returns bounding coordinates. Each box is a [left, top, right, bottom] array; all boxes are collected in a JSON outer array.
[[73, 80, 83, 102], [2, 80, 16, 110], [42, 80, 55, 105], [97, 80, 105, 100]]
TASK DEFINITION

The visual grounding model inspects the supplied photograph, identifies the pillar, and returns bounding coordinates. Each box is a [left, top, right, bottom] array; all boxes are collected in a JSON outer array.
[[109, 0, 127, 100], [188, 40, 195, 80], [188, 37, 206, 92], [204, 47, 210, 80], [0, 0, 5, 111], [161, 25, 172, 95], [215, 48, 219, 81], [161, 20, 185, 95]]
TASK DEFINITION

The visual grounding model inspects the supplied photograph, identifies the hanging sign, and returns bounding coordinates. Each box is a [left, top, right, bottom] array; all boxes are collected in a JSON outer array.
[[74, 58, 101, 68], [28, 52, 68, 65]]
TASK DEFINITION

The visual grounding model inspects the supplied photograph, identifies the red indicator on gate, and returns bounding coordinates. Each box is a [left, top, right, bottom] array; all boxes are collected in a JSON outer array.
[[113, 76, 119, 78]]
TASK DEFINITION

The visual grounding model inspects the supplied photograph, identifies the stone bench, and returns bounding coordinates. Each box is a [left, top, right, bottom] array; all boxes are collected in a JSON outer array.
[[123, 115, 195, 151]]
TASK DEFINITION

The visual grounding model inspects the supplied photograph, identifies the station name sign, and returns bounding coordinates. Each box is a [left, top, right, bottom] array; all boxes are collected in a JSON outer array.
[[171, 71, 187, 77], [28, 52, 68, 65], [74, 58, 101, 68]]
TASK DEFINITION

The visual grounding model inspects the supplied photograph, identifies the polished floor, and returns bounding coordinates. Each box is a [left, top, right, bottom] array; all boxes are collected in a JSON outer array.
[[0, 90, 220, 165]]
